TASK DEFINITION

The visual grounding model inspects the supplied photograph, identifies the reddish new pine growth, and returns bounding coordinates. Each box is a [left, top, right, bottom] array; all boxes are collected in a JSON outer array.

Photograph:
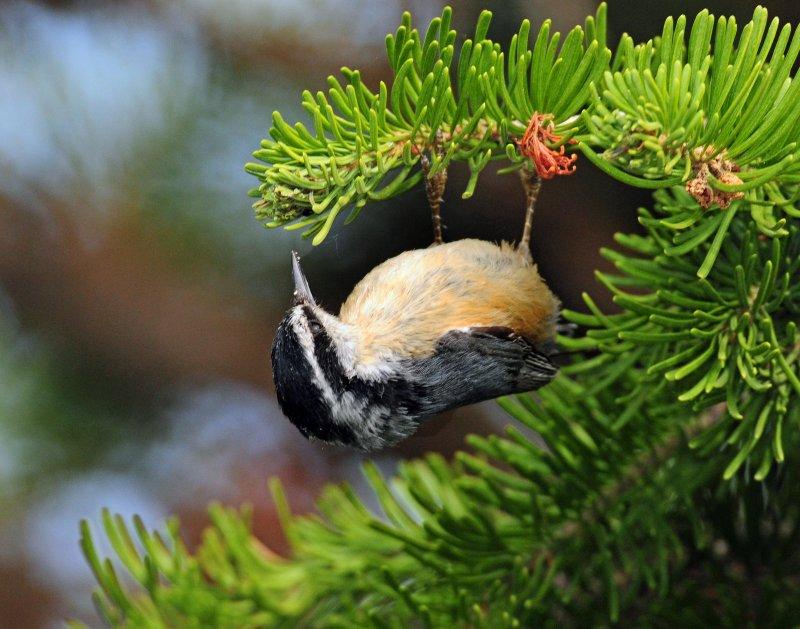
[[517, 113, 577, 179]]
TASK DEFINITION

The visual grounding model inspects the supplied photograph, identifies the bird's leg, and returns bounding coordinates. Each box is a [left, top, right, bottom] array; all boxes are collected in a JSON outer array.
[[517, 164, 542, 260], [421, 130, 447, 245]]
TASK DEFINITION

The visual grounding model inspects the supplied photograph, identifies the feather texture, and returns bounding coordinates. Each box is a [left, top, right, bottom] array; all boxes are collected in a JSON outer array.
[[339, 239, 560, 364]]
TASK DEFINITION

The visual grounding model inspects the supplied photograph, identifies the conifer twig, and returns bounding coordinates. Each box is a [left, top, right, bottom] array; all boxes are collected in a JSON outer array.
[[517, 165, 541, 257], [421, 130, 447, 244]]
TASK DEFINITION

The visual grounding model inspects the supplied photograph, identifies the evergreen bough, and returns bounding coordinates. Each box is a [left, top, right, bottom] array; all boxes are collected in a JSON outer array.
[[80, 6, 800, 626]]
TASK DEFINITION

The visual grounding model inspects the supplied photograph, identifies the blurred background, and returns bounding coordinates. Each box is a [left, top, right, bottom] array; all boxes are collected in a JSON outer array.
[[1, 0, 798, 625]]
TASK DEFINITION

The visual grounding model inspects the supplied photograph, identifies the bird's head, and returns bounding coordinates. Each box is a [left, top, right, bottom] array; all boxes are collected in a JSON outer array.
[[271, 252, 362, 446]]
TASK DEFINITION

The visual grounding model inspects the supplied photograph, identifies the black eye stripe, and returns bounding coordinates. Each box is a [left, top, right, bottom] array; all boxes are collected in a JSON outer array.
[[272, 315, 358, 445], [301, 305, 317, 321], [298, 305, 348, 392], [302, 306, 323, 334]]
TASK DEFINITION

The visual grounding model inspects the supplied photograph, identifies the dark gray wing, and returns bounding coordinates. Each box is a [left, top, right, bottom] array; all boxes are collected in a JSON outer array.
[[439, 326, 557, 387], [405, 326, 557, 415]]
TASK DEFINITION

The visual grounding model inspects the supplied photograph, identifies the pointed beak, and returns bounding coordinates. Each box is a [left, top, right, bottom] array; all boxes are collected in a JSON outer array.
[[291, 251, 315, 305]]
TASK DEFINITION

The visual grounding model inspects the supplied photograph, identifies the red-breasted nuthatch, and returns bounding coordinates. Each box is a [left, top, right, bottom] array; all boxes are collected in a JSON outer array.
[[272, 156, 561, 450], [271, 236, 560, 451]]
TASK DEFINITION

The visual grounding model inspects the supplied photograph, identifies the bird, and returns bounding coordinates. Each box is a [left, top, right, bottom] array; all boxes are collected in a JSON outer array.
[[271, 159, 561, 451]]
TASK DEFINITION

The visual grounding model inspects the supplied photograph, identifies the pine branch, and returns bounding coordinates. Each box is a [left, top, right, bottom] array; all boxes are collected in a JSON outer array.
[[561, 191, 800, 480], [245, 5, 609, 243], [80, 377, 728, 626], [580, 8, 800, 198]]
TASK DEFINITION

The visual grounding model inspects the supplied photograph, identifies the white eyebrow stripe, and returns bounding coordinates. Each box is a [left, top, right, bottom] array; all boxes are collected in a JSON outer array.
[[289, 308, 387, 439]]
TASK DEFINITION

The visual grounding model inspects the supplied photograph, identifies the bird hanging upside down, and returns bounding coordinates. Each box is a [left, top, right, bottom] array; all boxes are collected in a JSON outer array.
[[271, 159, 561, 450]]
